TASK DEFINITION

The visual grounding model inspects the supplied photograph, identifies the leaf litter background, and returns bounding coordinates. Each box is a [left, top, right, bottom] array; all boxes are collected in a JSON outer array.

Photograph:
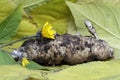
[[0, 0, 120, 80]]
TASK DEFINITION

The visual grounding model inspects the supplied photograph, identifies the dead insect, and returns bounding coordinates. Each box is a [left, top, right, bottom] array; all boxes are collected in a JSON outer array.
[[11, 20, 114, 66]]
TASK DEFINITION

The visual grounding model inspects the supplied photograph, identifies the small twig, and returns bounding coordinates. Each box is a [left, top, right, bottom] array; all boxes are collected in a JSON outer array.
[[0, 35, 37, 48]]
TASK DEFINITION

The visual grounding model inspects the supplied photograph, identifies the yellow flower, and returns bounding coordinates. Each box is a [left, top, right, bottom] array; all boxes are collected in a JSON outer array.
[[42, 22, 56, 39], [22, 57, 30, 67]]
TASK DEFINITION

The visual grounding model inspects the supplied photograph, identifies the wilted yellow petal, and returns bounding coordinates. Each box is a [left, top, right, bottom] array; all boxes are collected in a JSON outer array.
[[42, 22, 56, 39], [22, 57, 30, 67]]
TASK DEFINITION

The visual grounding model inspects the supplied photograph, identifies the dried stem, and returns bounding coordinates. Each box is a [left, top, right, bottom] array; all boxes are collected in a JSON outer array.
[[85, 19, 99, 40]]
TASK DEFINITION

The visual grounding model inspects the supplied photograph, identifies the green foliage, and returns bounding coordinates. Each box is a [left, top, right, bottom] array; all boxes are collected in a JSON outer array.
[[0, 5, 23, 43], [30, 0, 77, 34], [48, 60, 120, 80], [0, 0, 16, 22], [12, 0, 49, 8], [76, 0, 120, 7], [12, 0, 50, 13], [0, 65, 45, 80], [0, 51, 16, 65], [0, 0, 120, 80]]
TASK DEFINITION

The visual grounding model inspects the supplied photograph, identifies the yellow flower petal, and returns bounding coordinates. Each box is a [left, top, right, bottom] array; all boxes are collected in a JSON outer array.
[[22, 57, 30, 67], [42, 22, 56, 39]]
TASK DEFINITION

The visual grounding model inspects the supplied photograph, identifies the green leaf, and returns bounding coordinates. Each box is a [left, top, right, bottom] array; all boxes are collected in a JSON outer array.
[[30, 0, 77, 34], [0, 0, 16, 22], [3, 20, 39, 52], [48, 60, 120, 80], [76, 0, 120, 7], [12, 0, 49, 8], [0, 51, 16, 65], [66, 1, 120, 59], [0, 65, 45, 80], [0, 4, 23, 43], [12, 0, 50, 13]]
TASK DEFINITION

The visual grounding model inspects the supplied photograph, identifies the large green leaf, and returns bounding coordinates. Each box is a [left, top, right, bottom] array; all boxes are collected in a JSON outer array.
[[13, 20, 38, 39], [66, 1, 120, 59], [12, 0, 49, 8], [12, 0, 50, 13], [29, 0, 76, 34], [0, 65, 45, 80], [0, 0, 16, 22], [0, 5, 23, 43], [48, 60, 120, 80], [0, 51, 16, 65], [76, 0, 120, 7]]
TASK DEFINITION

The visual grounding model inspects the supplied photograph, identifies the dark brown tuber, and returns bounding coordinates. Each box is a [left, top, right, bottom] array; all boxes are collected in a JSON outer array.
[[11, 20, 114, 66], [18, 34, 113, 65]]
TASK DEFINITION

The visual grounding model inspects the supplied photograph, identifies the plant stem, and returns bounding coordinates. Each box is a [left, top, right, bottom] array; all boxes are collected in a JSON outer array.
[[0, 36, 36, 48]]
